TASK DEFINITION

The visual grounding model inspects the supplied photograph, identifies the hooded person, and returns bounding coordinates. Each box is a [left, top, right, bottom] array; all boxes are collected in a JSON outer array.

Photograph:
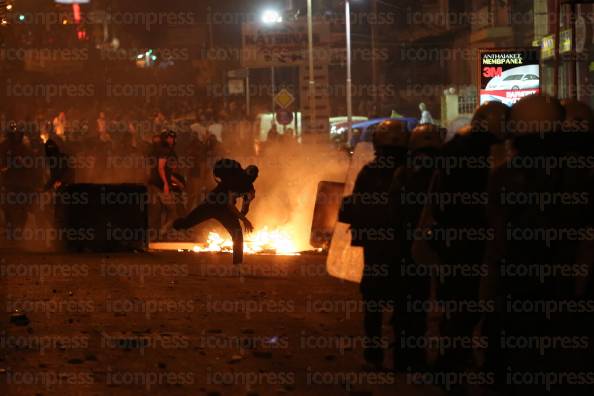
[[173, 160, 259, 266], [343, 119, 410, 370]]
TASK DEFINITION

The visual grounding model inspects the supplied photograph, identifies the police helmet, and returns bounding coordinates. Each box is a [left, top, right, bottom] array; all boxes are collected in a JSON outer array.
[[471, 101, 510, 140], [409, 124, 444, 151], [372, 120, 409, 149], [561, 98, 594, 133], [509, 95, 564, 135]]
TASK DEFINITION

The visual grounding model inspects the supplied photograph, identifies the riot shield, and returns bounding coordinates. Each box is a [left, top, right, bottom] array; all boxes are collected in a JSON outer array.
[[326, 142, 375, 283]]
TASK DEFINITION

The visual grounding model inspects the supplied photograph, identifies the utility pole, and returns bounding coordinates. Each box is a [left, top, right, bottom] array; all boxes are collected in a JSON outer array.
[[307, 0, 316, 134], [371, 0, 379, 113], [346, 0, 353, 143], [554, 0, 560, 97], [271, 66, 276, 117], [570, 1, 577, 99]]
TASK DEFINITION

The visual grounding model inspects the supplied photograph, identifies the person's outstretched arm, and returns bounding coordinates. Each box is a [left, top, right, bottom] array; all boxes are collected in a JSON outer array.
[[240, 191, 255, 216]]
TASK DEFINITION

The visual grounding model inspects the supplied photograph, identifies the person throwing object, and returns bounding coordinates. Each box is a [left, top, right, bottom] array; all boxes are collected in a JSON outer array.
[[173, 159, 258, 265]]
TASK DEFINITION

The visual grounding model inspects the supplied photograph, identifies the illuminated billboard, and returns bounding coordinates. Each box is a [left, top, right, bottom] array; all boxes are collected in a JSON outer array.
[[479, 48, 541, 107]]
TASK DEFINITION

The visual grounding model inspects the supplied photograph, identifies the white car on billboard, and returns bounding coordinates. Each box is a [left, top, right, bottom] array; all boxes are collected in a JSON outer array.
[[485, 65, 540, 91]]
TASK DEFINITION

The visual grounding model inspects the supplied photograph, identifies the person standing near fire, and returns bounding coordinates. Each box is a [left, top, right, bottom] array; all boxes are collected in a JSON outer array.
[[173, 159, 258, 266], [0, 123, 36, 241], [148, 130, 184, 241]]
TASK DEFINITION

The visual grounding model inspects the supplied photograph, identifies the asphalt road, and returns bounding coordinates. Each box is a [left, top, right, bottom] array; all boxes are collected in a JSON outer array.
[[0, 250, 443, 396]]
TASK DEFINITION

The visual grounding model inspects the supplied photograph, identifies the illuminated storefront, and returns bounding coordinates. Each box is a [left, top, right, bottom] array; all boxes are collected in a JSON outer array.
[[536, 1, 594, 105]]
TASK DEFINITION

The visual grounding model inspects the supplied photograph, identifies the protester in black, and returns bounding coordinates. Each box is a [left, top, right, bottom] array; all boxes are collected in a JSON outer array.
[[148, 130, 182, 240], [173, 160, 258, 265], [0, 124, 36, 239], [44, 139, 74, 191]]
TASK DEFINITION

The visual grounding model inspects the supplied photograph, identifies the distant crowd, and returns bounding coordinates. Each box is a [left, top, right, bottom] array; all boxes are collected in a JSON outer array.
[[0, 98, 277, 242]]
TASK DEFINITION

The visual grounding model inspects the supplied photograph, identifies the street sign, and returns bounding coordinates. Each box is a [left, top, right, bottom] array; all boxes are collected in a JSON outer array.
[[560, 29, 572, 54], [228, 79, 245, 95], [241, 19, 331, 68], [274, 89, 295, 109], [228, 69, 248, 79], [276, 110, 294, 125]]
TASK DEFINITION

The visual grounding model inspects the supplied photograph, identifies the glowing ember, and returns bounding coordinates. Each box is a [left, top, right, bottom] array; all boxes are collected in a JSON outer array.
[[192, 227, 300, 256]]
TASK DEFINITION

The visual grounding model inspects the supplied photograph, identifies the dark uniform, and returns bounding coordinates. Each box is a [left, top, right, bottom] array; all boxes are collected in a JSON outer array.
[[426, 125, 501, 385], [389, 124, 444, 372], [483, 96, 594, 396], [44, 139, 75, 191], [348, 120, 409, 369], [0, 128, 35, 239], [174, 162, 258, 265]]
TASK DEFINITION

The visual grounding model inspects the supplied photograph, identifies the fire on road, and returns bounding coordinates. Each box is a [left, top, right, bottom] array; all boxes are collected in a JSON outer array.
[[150, 226, 304, 256]]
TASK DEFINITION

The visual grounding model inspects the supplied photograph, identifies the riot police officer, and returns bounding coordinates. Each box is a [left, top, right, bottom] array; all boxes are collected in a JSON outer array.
[[483, 95, 593, 395], [389, 123, 444, 372], [347, 119, 409, 370], [410, 101, 509, 389]]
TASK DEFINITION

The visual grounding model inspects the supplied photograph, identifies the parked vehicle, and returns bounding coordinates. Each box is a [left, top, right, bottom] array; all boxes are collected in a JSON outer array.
[[329, 116, 368, 138], [343, 117, 418, 151]]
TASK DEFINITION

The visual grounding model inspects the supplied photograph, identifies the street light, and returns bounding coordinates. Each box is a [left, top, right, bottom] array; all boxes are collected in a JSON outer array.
[[261, 10, 283, 119], [261, 9, 283, 25], [345, 0, 354, 146]]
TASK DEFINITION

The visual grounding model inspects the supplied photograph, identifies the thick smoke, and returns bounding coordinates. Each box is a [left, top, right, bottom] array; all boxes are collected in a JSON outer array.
[[7, 131, 350, 252]]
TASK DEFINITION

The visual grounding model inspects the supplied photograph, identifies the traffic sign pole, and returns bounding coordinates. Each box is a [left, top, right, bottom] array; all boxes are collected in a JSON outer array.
[[271, 66, 276, 117]]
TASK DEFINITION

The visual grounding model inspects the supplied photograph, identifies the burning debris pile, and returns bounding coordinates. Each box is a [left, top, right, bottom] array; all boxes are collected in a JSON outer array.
[[185, 145, 348, 256], [191, 227, 299, 256], [150, 228, 301, 255]]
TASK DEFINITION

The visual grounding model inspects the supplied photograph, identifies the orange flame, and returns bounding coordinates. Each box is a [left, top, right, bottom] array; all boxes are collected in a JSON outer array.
[[192, 227, 300, 256]]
